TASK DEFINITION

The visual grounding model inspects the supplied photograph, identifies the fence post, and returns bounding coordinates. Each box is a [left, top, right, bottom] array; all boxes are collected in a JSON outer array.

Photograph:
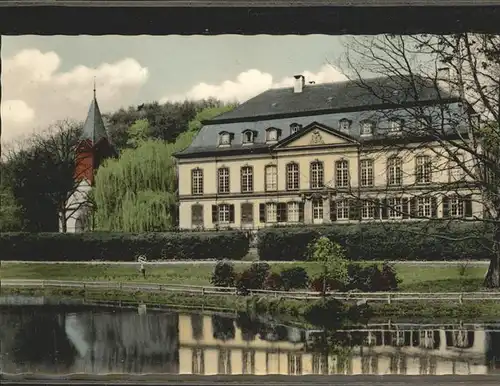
[[387, 294, 392, 304], [202, 287, 205, 296], [459, 293, 463, 305]]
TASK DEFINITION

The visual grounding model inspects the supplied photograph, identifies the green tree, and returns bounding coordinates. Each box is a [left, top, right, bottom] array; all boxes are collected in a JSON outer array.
[[0, 185, 23, 231], [126, 118, 151, 148]]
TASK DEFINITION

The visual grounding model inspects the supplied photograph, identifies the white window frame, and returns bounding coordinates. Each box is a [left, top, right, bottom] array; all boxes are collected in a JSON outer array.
[[450, 196, 464, 218], [336, 199, 350, 220], [388, 197, 403, 219], [265, 165, 277, 191], [361, 121, 373, 136], [360, 159, 374, 187], [219, 133, 231, 146], [218, 204, 230, 224], [339, 119, 350, 132], [416, 155, 432, 184], [218, 168, 230, 194], [361, 200, 375, 220], [192, 169, 203, 195], [310, 162, 324, 189], [241, 166, 253, 193], [287, 202, 299, 222], [286, 163, 300, 190], [417, 197, 432, 217], [312, 198, 324, 223], [266, 129, 278, 142], [242, 130, 254, 144], [387, 157, 402, 186], [288, 354, 303, 375], [335, 160, 349, 188], [266, 203, 277, 223]]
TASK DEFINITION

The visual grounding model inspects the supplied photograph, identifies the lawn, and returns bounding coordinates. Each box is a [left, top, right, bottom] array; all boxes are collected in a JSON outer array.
[[0, 261, 490, 292]]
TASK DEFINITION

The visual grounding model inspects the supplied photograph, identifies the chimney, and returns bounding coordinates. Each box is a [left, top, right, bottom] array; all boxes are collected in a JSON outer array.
[[294, 75, 305, 93]]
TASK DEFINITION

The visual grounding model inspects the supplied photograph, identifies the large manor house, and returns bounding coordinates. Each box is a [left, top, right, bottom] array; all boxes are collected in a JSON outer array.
[[174, 74, 481, 231], [63, 72, 481, 233]]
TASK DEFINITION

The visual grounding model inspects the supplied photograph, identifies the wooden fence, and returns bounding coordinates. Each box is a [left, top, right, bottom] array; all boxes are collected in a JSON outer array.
[[2, 279, 499, 304]]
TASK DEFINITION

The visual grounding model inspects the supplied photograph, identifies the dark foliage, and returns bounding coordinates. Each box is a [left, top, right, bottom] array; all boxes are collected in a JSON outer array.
[[346, 262, 400, 292], [279, 267, 309, 290], [210, 260, 236, 287], [0, 231, 249, 261], [257, 223, 492, 261], [211, 315, 235, 341], [235, 262, 271, 295], [263, 272, 284, 291], [309, 274, 346, 292]]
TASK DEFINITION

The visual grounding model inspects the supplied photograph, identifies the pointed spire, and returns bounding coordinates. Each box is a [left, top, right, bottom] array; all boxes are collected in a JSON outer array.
[[81, 79, 108, 145]]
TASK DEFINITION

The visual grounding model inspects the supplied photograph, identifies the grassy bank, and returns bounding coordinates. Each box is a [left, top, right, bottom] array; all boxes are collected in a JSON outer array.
[[2, 285, 499, 323], [0, 261, 491, 292]]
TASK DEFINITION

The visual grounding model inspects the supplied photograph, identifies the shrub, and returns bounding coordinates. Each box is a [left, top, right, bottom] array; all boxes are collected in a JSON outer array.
[[256, 222, 492, 261], [235, 262, 271, 295], [280, 267, 309, 290], [308, 236, 348, 286], [210, 260, 236, 287], [264, 272, 284, 291], [0, 231, 250, 261], [346, 262, 400, 292], [309, 274, 345, 292], [379, 262, 401, 291]]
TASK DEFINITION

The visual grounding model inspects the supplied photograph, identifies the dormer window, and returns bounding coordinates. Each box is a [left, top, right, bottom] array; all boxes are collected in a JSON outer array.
[[266, 127, 281, 143], [219, 131, 233, 147], [290, 123, 302, 135], [389, 119, 403, 135], [339, 119, 351, 132], [361, 121, 374, 136], [242, 130, 255, 144]]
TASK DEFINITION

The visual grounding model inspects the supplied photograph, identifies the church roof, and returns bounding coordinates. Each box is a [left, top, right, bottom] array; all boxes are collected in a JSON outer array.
[[81, 94, 108, 144]]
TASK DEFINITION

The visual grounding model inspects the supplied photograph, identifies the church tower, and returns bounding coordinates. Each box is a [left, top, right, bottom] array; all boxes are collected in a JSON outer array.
[[60, 84, 116, 233]]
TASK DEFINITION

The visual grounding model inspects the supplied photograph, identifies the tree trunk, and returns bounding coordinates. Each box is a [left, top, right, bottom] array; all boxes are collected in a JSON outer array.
[[484, 225, 500, 288], [59, 208, 67, 233]]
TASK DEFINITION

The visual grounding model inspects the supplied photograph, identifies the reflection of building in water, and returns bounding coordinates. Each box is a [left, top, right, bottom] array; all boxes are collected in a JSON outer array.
[[178, 314, 500, 376]]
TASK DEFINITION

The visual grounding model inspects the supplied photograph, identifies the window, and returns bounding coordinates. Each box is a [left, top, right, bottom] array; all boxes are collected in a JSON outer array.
[[290, 123, 302, 134], [388, 198, 403, 219], [266, 128, 279, 142], [310, 161, 324, 189], [360, 159, 374, 187], [417, 197, 432, 217], [241, 203, 253, 224], [286, 163, 300, 190], [287, 202, 300, 222], [218, 167, 230, 194], [242, 350, 256, 374], [191, 204, 204, 227], [337, 199, 349, 220], [449, 153, 465, 181], [339, 119, 351, 132], [265, 165, 277, 191], [277, 202, 288, 222], [361, 121, 374, 136], [361, 200, 375, 220], [218, 204, 231, 224], [416, 155, 432, 184], [312, 198, 324, 221], [192, 348, 205, 375], [241, 166, 253, 193], [387, 157, 402, 186], [450, 196, 464, 217], [335, 160, 349, 188], [312, 354, 328, 375], [219, 132, 232, 146], [389, 119, 403, 134], [191, 168, 204, 195], [218, 349, 231, 374], [266, 203, 277, 222], [288, 353, 303, 375], [243, 130, 254, 144]]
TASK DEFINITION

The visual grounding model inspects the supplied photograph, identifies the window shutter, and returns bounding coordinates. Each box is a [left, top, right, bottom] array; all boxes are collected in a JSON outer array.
[[330, 200, 337, 221], [401, 197, 410, 218], [431, 197, 438, 218], [229, 205, 235, 223], [349, 199, 360, 221], [299, 202, 305, 222], [381, 198, 389, 219], [259, 204, 266, 223], [442, 196, 450, 218], [464, 195, 473, 218], [211, 205, 218, 224], [409, 197, 418, 218], [373, 198, 381, 220]]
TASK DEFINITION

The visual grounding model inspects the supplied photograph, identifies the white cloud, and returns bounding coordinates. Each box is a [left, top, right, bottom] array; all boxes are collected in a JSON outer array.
[[160, 64, 348, 104], [1, 49, 149, 144]]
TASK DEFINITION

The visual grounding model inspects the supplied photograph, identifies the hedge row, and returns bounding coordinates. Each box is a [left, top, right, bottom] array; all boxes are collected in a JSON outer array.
[[0, 231, 249, 261], [256, 223, 493, 261]]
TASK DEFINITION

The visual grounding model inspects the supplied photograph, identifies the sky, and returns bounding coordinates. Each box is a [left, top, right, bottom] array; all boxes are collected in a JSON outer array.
[[1, 35, 351, 145]]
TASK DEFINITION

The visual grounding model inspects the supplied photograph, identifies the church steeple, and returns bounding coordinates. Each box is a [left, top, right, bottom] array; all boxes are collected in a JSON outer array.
[[81, 78, 108, 145]]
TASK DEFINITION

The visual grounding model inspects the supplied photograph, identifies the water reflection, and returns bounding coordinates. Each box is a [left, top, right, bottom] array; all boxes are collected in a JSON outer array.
[[0, 303, 499, 376]]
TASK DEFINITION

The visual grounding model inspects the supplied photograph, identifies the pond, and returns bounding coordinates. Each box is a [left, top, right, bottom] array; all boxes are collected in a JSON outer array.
[[1, 296, 499, 376]]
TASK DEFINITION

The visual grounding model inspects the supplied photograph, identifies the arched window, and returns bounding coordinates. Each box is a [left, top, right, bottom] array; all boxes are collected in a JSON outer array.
[[286, 162, 300, 190], [310, 161, 324, 189]]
